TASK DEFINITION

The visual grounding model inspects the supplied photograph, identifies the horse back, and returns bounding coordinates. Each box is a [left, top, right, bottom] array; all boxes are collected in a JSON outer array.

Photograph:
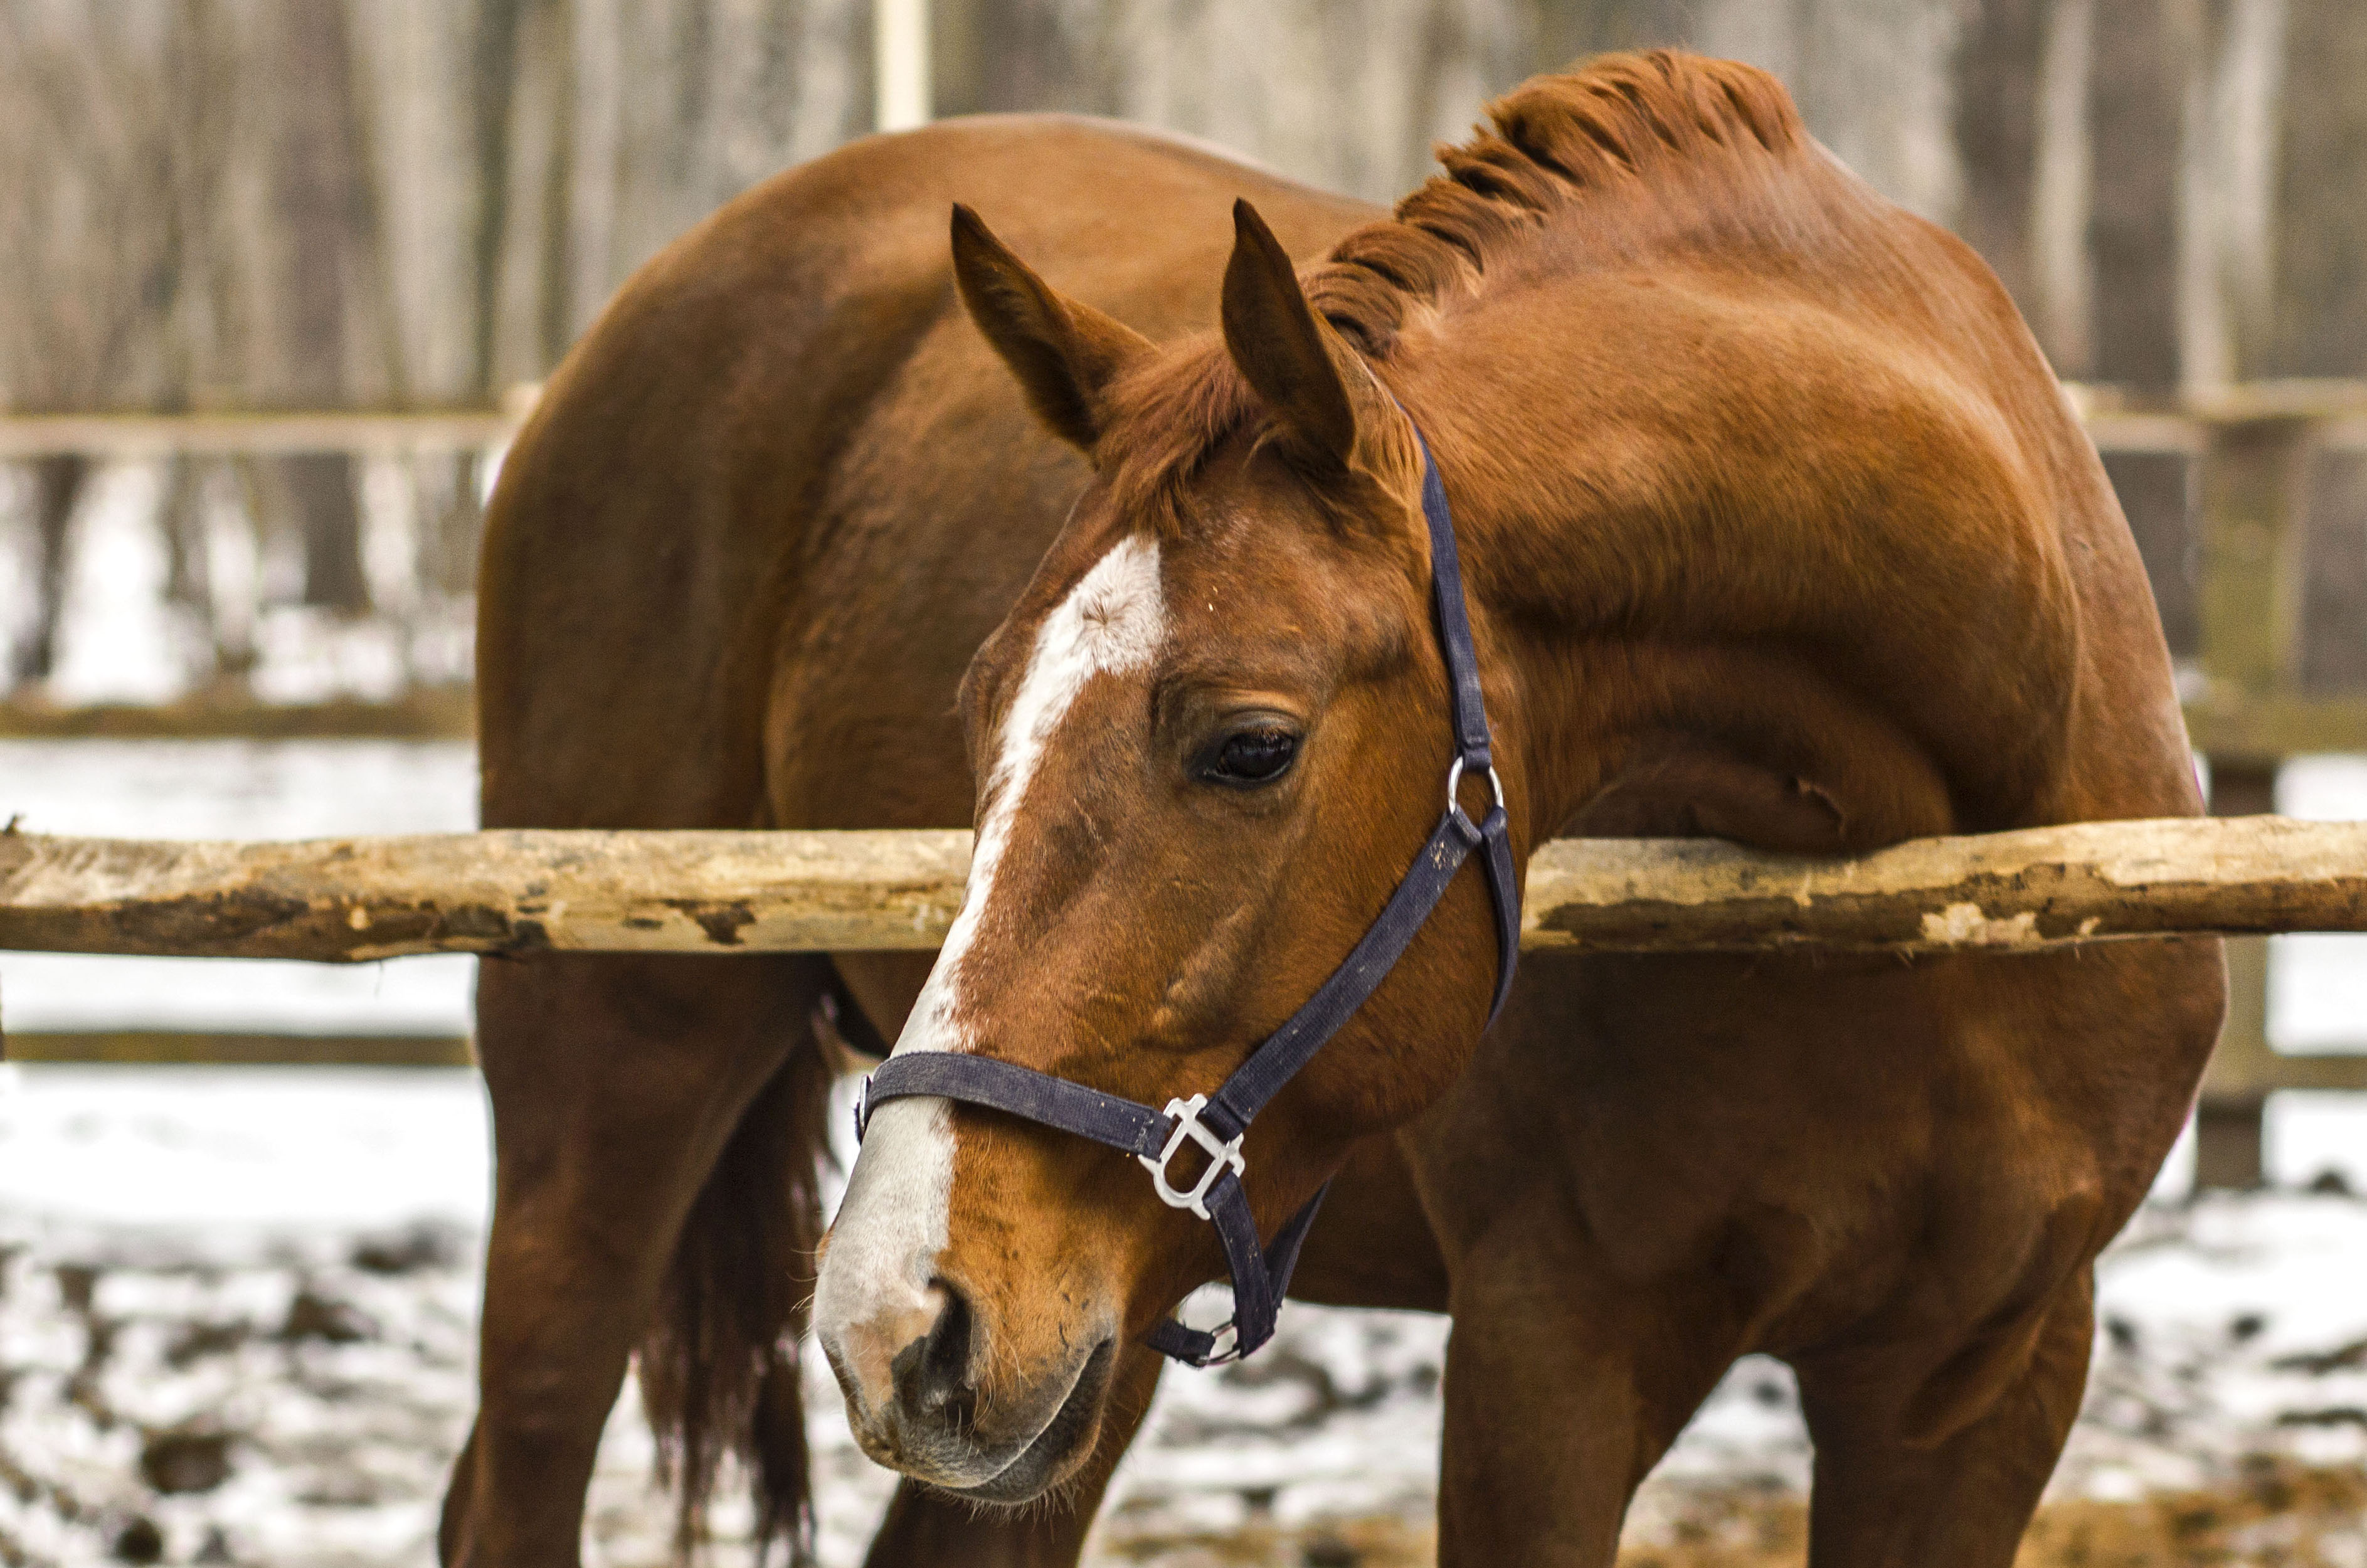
[[475, 117, 1375, 833]]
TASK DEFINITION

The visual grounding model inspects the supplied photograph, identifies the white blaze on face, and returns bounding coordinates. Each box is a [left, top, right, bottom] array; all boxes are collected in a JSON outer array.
[[817, 535, 1168, 1377]]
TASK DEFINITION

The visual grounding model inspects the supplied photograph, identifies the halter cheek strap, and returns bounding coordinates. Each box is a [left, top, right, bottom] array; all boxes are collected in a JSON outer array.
[[856, 421, 1520, 1367]]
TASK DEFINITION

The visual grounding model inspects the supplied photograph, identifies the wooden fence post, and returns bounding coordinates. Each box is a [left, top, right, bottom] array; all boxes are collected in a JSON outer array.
[[2200, 760, 2277, 1189], [2195, 408, 2315, 1188]]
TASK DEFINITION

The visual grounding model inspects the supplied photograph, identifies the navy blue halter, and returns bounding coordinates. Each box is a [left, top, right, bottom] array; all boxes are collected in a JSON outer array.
[[855, 424, 1521, 1366]]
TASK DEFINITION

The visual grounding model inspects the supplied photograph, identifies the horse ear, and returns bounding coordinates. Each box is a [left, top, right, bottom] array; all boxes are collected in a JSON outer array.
[[1220, 199, 1365, 467], [951, 204, 1153, 454]]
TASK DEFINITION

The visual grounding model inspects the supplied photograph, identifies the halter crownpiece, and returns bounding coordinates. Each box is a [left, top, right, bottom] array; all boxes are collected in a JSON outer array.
[[855, 419, 1522, 1366]]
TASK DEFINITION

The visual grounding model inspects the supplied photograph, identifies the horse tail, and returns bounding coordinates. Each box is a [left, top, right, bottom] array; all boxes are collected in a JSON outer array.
[[637, 960, 855, 1560]]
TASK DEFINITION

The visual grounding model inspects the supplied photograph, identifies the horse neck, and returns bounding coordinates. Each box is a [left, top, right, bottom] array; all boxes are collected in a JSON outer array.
[[1440, 407, 2087, 851]]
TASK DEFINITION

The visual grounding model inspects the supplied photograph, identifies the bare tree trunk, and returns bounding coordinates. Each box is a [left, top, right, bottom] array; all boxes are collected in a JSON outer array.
[[285, 455, 369, 614], [157, 455, 209, 622], [14, 454, 87, 684], [0, 5, 179, 692], [266, 0, 371, 616], [415, 450, 486, 599]]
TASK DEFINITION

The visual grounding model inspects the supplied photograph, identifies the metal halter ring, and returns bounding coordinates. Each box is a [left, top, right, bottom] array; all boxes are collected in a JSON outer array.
[[1195, 1319, 1243, 1367], [1140, 1094, 1247, 1221], [1444, 754, 1507, 821]]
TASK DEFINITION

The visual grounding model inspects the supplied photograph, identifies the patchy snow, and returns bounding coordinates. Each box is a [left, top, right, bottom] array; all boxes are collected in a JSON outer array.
[[0, 739, 476, 841], [2065, 1195, 2367, 1499], [0, 740, 479, 1037], [0, 731, 2360, 1561], [0, 1067, 490, 1237], [2, 1064, 2365, 1565], [2274, 756, 2367, 1052], [43, 466, 185, 707], [14, 459, 477, 709]]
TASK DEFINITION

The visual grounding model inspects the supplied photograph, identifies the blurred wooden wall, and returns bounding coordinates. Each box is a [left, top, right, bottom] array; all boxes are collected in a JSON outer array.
[[3, 0, 2364, 694], [0, 0, 872, 686], [929, 0, 2364, 391]]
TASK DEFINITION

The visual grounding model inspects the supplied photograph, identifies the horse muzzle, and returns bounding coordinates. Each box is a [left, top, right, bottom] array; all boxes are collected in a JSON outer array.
[[813, 1098, 1120, 1497], [816, 1266, 1117, 1495]]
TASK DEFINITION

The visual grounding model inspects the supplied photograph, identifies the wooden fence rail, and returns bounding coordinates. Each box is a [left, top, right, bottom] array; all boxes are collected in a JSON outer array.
[[0, 400, 534, 459], [9, 388, 2367, 1185], [5, 817, 2364, 963]]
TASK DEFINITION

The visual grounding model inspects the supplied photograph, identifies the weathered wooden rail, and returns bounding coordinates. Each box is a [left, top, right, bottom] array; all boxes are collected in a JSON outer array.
[[4, 817, 2363, 961], [0, 401, 532, 460], [8, 820, 2366, 1130], [9, 386, 2367, 1185]]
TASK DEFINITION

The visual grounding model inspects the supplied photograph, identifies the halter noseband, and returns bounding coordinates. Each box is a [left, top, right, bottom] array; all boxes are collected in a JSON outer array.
[[855, 423, 1521, 1366]]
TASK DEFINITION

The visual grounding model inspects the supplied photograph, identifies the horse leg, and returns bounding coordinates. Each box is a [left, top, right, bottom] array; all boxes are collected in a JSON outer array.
[[440, 952, 825, 1567], [1792, 1271, 2094, 1566], [1429, 1207, 1750, 1568]]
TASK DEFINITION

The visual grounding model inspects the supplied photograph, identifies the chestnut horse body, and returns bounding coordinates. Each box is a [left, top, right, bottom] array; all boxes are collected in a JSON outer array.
[[453, 53, 2222, 1567]]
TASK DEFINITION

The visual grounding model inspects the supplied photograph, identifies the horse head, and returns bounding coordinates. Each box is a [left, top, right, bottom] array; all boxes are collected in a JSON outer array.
[[812, 200, 1520, 1500]]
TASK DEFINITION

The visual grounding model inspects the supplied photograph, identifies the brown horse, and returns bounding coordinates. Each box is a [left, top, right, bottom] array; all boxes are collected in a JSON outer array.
[[453, 51, 2222, 1567]]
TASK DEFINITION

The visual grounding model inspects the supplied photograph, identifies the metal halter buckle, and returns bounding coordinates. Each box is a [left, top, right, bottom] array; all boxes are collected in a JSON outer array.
[[853, 1073, 874, 1143], [1197, 1320, 1243, 1366], [1140, 1094, 1247, 1221], [1444, 754, 1506, 823]]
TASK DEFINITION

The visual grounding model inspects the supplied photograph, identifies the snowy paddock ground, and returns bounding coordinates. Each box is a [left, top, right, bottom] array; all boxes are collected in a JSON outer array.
[[2, 741, 2366, 1565]]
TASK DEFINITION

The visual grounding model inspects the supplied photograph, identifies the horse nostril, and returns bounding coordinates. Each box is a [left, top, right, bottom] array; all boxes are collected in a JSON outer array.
[[900, 1279, 977, 1428]]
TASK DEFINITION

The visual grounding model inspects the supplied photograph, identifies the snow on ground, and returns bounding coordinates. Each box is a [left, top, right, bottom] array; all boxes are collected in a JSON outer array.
[[2273, 756, 2367, 1051], [3, 1074, 2364, 1566], [0, 741, 2364, 1563], [0, 741, 479, 1039], [11, 458, 477, 711]]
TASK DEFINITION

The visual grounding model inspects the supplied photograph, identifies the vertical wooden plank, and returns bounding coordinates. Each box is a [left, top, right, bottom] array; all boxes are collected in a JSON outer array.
[[2193, 1093, 2268, 1190], [2193, 411, 2311, 1190], [2107, 450, 2201, 659], [347, 2, 495, 610], [2301, 447, 2367, 694], [2270, 0, 2367, 378], [928, 0, 986, 117], [951, 0, 1113, 117], [2198, 415, 2312, 694], [485, 0, 575, 386], [2087, 0, 2184, 391], [1527, 0, 1693, 68], [2198, 758, 2276, 1189]]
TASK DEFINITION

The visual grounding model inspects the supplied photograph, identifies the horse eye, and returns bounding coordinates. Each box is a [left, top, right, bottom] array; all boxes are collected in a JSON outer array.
[[1203, 727, 1299, 787]]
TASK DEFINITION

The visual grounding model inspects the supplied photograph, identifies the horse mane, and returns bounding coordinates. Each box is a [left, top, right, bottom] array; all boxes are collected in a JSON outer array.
[[1103, 49, 1809, 526]]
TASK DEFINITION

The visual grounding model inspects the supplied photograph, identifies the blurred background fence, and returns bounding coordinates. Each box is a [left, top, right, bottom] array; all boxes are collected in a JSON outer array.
[[8, 0, 2364, 713], [4, 0, 2366, 1182]]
